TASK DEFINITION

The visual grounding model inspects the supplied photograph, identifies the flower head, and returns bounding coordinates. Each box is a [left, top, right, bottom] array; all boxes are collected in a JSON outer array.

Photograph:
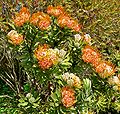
[[7, 30, 24, 45], [61, 86, 76, 108], [67, 19, 81, 32], [82, 45, 101, 67], [95, 61, 116, 78], [47, 5, 64, 17], [30, 12, 51, 30], [34, 44, 49, 61], [38, 57, 53, 70], [30, 11, 42, 25], [62, 72, 82, 88], [38, 19, 51, 30], [57, 13, 81, 32], [57, 13, 70, 27], [13, 7, 30, 26], [34, 44, 62, 69]]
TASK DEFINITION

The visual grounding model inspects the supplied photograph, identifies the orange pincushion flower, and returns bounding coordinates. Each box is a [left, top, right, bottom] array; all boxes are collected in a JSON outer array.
[[57, 13, 81, 32], [30, 12, 51, 30], [38, 57, 53, 70], [47, 5, 64, 17], [34, 44, 60, 69], [30, 12, 42, 25], [14, 7, 30, 26], [57, 13, 71, 27], [47, 5, 54, 14], [34, 44, 49, 61], [55, 6, 64, 16], [38, 19, 51, 30], [67, 19, 81, 32], [7, 30, 24, 45], [95, 61, 116, 78], [61, 86, 76, 108], [82, 45, 101, 66], [72, 23, 81, 32]]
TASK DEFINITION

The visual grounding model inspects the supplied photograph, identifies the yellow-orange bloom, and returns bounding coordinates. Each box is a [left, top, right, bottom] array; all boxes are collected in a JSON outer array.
[[30, 12, 42, 25], [34, 44, 60, 69], [13, 7, 30, 26], [34, 44, 49, 61], [67, 19, 81, 32], [82, 45, 101, 67], [57, 13, 81, 32], [30, 12, 51, 30], [47, 5, 64, 17], [38, 57, 53, 70], [38, 19, 51, 30], [61, 86, 76, 108], [62, 72, 82, 88], [57, 13, 71, 27], [7, 30, 24, 45], [95, 61, 116, 78]]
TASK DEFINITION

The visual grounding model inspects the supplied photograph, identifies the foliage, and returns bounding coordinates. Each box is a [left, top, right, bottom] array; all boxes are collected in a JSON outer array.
[[0, 79, 20, 114], [0, 0, 120, 114]]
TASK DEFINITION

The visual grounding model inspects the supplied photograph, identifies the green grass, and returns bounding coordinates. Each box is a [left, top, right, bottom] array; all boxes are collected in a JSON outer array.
[[0, 79, 20, 114]]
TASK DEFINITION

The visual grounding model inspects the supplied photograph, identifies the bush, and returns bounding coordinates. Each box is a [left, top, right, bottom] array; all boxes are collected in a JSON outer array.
[[0, 0, 119, 114]]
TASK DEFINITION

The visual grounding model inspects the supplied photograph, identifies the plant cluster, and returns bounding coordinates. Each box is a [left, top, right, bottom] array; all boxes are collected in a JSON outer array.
[[0, 0, 120, 114]]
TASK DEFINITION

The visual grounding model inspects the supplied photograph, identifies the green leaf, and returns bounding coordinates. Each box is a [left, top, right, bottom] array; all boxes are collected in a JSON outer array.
[[3, 22, 16, 29], [61, 62, 72, 66], [25, 106, 31, 109], [23, 83, 30, 92], [33, 103, 39, 108], [18, 99, 25, 103], [51, 92, 58, 102], [29, 97, 36, 103], [18, 102, 28, 107], [56, 89, 61, 98]]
